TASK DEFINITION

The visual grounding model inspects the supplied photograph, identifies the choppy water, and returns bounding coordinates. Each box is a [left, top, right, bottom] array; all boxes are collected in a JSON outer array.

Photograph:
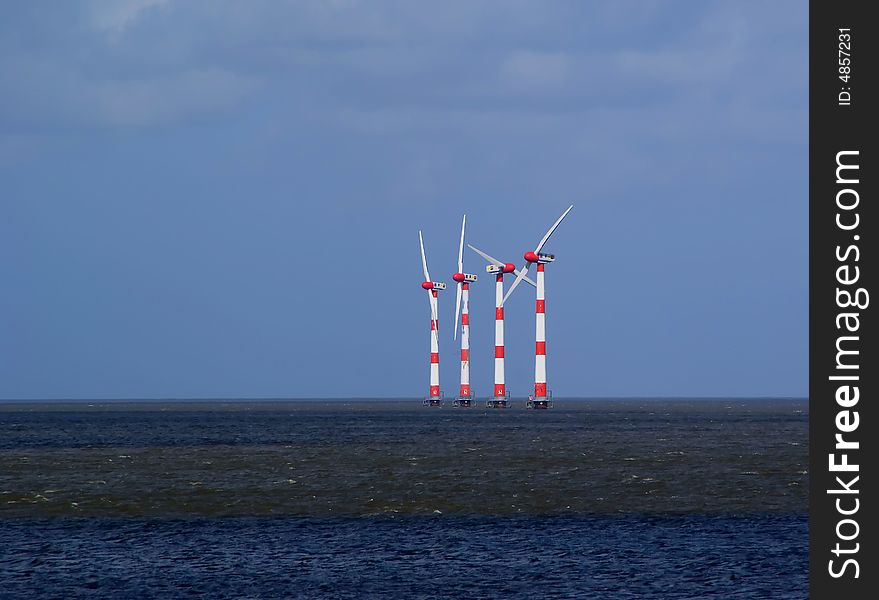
[[1, 399, 807, 598]]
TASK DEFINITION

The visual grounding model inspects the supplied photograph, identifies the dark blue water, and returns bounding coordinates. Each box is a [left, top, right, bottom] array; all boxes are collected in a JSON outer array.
[[1, 399, 808, 598], [1, 515, 805, 599]]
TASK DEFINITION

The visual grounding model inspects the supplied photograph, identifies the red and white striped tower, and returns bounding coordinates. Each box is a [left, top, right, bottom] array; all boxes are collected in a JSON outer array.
[[454, 280, 473, 405], [534, 262, 548, 404], [503, 205, 574, 409], [460, 282, 471, 398], [467, 244, 537, 409], [419, 230, 446, 407], [452, 215, 478, 407], [492, 271, 508, 407], [428, 287, 441, 402]]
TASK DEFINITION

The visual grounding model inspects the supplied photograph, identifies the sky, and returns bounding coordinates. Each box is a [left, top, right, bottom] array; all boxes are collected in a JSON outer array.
[[0, 1, 808, 399]]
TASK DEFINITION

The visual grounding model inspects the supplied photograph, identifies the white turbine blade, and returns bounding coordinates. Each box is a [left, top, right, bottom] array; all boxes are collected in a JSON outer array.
[[457, 215, 466, 274], [515, 269, 538, 288], [467, 244, 503, 267], [502, 263, 529, 305], [534, 204, 574, 253], [453, 283, 462, 341], [428, 290, 438, 326], [419, 230, 431, 281]]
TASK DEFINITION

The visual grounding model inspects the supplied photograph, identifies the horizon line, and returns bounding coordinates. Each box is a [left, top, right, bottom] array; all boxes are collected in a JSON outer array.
[[0, 395, 809, 403]]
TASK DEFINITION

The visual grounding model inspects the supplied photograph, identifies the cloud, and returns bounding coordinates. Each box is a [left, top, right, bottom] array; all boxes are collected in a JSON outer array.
[[0, 1, 806, 145], [0, 55, 255, 131], [0, 2, 258, 132], [87, 0, 172, 37]]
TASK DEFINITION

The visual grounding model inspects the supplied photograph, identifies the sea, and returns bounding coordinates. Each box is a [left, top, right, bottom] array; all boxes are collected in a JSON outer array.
[[0, 398, 808, 599]]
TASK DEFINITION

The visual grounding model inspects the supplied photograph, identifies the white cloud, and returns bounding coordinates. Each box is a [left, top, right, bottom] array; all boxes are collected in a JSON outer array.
[[0, 0, 806, 146], [87, 0, 172, 36]]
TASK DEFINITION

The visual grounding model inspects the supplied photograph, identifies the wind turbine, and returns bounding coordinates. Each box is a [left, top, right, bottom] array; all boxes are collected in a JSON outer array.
[[467, 244, 536, 408], [419, 230, 446, 407], [451, 215, 478, 407], [503, 204, 574, 409]]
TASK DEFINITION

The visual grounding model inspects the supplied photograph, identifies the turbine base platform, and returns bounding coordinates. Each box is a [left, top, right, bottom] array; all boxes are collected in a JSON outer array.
[[453, 397, 474, 407], [485, 398, 510, 409], [422, 397, 444, 407], [526, 397, 553, 409]]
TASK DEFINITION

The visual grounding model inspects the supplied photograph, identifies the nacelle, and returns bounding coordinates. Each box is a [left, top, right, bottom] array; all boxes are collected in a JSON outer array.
[[452, 272, 478, 283], [525, 251, 555, 263], [421, 281, 447, 290], [487, 263, 516, 274]]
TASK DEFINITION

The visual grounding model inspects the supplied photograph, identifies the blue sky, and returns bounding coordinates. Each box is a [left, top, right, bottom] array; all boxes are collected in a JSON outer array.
[[0, 1, 807, 399]]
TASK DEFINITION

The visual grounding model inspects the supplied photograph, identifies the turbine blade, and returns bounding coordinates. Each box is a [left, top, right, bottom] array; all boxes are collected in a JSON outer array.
[[534, 204, 574, 253], [467, 244, 503, 267], [502, 263, 529, 304], [419, 230, 431, 282], [429, 291, 438, 327], [458, 215, 466, 274], [515, 269, 537, 288], [454, 283, 462, 341]]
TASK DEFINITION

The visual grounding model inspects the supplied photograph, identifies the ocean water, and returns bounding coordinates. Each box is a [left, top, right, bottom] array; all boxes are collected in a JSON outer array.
[[1, 399, 807, 598]]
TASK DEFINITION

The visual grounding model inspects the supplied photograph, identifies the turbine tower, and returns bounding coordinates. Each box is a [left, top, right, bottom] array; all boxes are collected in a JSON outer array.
[[468, 244, 536, 408], [451, 215, 478, 407], [419, 230, 446, 407], [504, 204, 574, 409]]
